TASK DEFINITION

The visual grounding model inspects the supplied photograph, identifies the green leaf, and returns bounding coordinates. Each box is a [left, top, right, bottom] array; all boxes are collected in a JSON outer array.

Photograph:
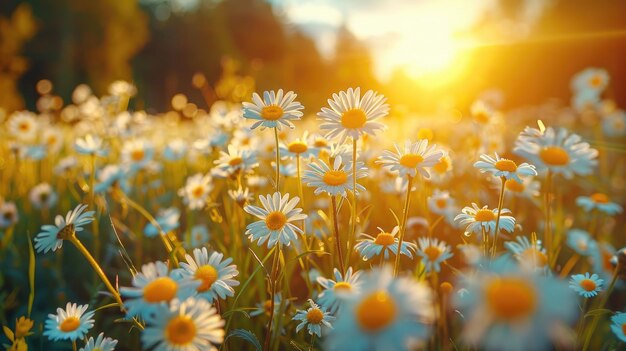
[[3, 326, 14, 342], [26, 232, 35, 318], [225, 329, 261, 351]]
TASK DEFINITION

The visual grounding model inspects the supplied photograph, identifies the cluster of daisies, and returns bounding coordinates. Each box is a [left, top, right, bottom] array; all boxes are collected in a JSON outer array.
[[0, 67, 624, 351]]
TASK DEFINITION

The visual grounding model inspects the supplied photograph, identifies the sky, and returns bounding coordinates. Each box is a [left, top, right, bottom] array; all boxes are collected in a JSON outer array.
[[271, 0, 554, 81]]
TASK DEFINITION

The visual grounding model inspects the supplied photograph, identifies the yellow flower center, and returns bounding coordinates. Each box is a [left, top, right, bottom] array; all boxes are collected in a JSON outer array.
[[47, 135, 57, 145], [590, 193, 609, 204], [261, 105, 284, 121], [229, 157, 243, 166], [589, 75, 603, 88], [18, 122, 30, 132], [314, 138, 328, 148], [143, 277, 178, 303], [424, 246, 441, 261], [263, 300, 273, 315], [191, 186, 204, 198], [131, 149, 145, 162], [288, 141, 308, 154], [265, 211, 287, 231], [323, 170, 348, 186], [306, 308, 324, 324], [59, 317, 81, 332], [165, 316, 196, 345], [474, 209, 496, 222], [494, 159, 518, 172], [485, 278, 537, 321], [195, 265, 218, 292], [580, 279, 596, 292], [399, 154, 424, 168], [505, 179, 524, 193], [355, 291, 397, 332], [435, 198, 447, 209], [520, 248, 548, 267], [374, 232, 395, 246], [341, 108, 367, 129], [334, 282, 352, 291], [433, 156, 450, 174], [539, 146, 569, 166], [474, 111, 490, 123]]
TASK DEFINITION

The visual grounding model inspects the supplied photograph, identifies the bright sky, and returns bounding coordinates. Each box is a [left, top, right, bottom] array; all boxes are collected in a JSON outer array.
[[273, 0, 552, 81]]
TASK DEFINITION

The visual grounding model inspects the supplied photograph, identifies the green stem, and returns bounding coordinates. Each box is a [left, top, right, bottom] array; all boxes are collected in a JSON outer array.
[[582, 267, 619, 351], [264, 246, 281, 351], [394, 175, 413, 276], [490, 176, 506, 259], [544, 170, 554, 267], [348, 138, 358, 269], [69, 236, 125, 312], [274, 128, 280, 193], [331, 196, 345, 274]]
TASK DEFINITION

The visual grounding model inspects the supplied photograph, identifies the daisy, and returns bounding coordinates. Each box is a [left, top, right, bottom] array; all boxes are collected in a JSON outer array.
[[569, 272, 603, 298], [0, 201, 19, 229], [243, 192, 307, 248], [305, 210, 329, 240], [94, 164, 130, 193], [177, 248, 240, 302], [54, 156, 78, 175], [178, 173, 213, 210], [428, 151, 453, 184], [214, 144, 258, 176], [576, 193, 623, 215], [293, 299, 335, 338], [610, 312, 626, 342], [143, 207, 181, 238], [29, 183, 58, 210], [377, 139, 444, 179], [79, 333, 118, 351], [513, 125, 598, 179], [474, 153, 537, 183], [188, 225, 210, 249], [34, 204, 95, 254], [279, 131, 320, 159], [121, 139, 154, 169], [41, 127, 63, 154], [355, 226, 416, 261], [489, 176, 541, 199], [120, 261, 199, 319], [8, 111, 38, 142], [589, 241, 616, 281], [571, 67, 609, 94], [163, 138, 188, 161], [250, 293, 284, 317], [602, 109, 626, 137], [470, 99, 494, 124], [566, 229, 596, 256], [317, 87, 389, 142], [74, 134, 107, 157], [504, 236, 548, 270], [44, 303, 95, 341], [303, 156, 367, 197], [242, 89, 304, 130], [454, 258, 577, 351], [416, 237, 453, 273], [325, 266, 433, 351], [141, 297, 224, 351], [227, 186, 253, 206], [427, 189, 457, 223], [317, 267, 363, 314], [454, 203, 516, 237]]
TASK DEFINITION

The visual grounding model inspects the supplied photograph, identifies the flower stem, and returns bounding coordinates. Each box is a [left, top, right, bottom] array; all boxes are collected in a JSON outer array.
[[331, 196, 345, 274], [582, 267, 619, 351], [544, 170, 553, 266], [394, 175, 413, 276], [264, 246, 281, 351], [348, 138, 358, 269], [68, 236, 125, 312], [274, 128, 280, 193], [490, 176, 506, 259]]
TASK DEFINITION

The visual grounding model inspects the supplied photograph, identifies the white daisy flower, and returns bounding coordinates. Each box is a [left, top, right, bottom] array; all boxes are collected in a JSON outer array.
[[79, 333, 118, 351], [120, 261, 200, 319], [163, 138, 188, 161], [34, 204, 95, 254], [569, 272, 603, 298], [293, 299, 335, 338], [142, 297, 224, 351], [514, 125, 598, 179], [74, 134, 107, 157], [377, 139, 444, 179], [427, 189, 457, 224], [571, 67, 609, 94], [177, 248, 240, 303], [40, 127, 63, 154], [214, 144, 258, 176], [178, 173, 213, 210], [227, 186, 253, 207], [121, 139, 154, 169], [243, 192, 307, 248], [504, 236, 548, 270], [0, 201, 19, 229], [416, 237, 454, 273], [355, 226, 416, 261], [8, 111, 38, 142], [279, 131, 320, 159], [454, 203, 516, 237], [474, 153, 537, 183], [303, 156, 367, 197], [576, 193, 623, 215], [489, 176, 540, 199], [317, 87, 389, 143], [44, 303, 95, 341], [29, 182, 58, 209], [317, 267, 363, 314], [242, 89, 304, 130]]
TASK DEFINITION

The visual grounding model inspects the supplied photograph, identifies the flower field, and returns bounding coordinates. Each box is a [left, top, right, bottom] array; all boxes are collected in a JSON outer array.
[[1, 66, 626, 351]]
